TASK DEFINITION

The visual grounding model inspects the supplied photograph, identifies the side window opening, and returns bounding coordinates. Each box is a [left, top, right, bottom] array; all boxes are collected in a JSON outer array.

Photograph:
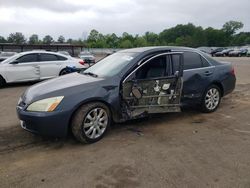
[[171, 54, 180, 75], [172, 51, 211, 72], [201, 56, 210, 67], [183, 51, 202, 70], [135, 55, 167, 80], [57, 55, 67, 61], [17, 54, 38, 63], [40, 54, 59, 62]]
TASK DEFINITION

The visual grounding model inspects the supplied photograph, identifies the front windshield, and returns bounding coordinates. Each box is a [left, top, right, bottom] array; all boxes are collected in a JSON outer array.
[[1, 53, 20, 64], [83, 52, 137, 77]]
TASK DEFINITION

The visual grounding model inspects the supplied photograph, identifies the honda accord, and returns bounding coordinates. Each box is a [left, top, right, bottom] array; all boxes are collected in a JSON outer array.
[[17, 47, 236, 143]]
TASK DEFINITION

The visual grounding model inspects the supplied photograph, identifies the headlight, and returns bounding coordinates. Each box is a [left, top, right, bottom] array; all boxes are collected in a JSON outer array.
[[26, 96, 64, 112]]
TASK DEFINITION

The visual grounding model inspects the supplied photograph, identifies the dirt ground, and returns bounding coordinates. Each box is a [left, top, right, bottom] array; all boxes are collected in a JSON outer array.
[[0, 57, 250, 188]]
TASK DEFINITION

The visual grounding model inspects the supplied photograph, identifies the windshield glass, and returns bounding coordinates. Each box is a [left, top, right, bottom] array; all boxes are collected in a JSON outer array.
[[83, 52, 137, 77]]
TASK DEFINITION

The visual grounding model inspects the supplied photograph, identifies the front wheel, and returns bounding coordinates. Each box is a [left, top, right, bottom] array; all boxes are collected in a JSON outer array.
[[71, 102, 111, 143], [201, 85, 221, 113]]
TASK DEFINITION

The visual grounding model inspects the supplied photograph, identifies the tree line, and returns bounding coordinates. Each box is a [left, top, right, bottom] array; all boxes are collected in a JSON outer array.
[[0, 21, 249, 48]]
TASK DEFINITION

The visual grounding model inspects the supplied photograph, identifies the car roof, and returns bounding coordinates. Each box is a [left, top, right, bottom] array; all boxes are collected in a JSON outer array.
[[18, 50, 67, 56], [118, 46, 197, 53]]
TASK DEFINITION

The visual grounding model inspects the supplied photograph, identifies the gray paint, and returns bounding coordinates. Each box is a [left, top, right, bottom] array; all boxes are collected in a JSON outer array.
[[17, 47, 236, 137]]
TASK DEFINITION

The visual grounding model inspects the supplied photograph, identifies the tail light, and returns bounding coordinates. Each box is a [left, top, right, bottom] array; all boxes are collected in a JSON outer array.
[[79, 60, 85, 65]]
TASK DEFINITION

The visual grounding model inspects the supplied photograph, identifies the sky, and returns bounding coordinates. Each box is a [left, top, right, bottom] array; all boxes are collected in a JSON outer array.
[[0, 0, 249, 40]]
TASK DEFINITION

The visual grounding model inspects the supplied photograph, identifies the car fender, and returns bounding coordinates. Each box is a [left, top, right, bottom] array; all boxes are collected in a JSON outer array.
[[0, 65, 8, 82]]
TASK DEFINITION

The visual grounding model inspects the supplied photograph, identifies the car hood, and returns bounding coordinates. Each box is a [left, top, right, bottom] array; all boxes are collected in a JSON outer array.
[[23, 73, 104, 103]]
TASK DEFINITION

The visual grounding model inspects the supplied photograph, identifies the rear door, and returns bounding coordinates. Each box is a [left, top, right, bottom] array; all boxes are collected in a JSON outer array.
[[38, 53, 68, 79], [172, 51, 215, 100], [122, 52, 184, 118], [5, 53, 40, 82]]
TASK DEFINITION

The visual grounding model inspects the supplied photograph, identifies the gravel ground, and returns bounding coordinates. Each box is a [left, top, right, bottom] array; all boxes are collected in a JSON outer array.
[[0, 57, 250, 188]]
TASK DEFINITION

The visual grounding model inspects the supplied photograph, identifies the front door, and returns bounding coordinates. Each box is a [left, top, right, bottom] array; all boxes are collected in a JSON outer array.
[[122, 52, 184, 118], [5, 53, 40, 82]]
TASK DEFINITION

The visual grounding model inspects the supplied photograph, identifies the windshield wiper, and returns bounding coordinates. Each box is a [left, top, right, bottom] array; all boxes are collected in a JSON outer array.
[[83, 72, 98, 77]]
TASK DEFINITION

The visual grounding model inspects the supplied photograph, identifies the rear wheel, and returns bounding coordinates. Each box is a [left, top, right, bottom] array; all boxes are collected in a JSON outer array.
[[71, 102, 111, 143], [0, 75, 6, 88], [201, 85, 221, 113], [59, 68, 71, 76]]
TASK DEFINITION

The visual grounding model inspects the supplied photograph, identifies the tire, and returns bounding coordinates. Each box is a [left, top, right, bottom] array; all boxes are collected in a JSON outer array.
[[201, 85, 221, 113], [59, 69, 71, 76], [0, 75, 6, 88], [71, 102, 111, 144]]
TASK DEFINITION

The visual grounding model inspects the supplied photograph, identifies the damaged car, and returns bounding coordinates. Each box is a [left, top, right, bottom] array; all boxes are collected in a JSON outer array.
[[16, 47, 236, 143]]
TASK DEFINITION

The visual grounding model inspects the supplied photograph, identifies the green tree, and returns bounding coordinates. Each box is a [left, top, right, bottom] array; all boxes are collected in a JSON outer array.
[[175, 36, 193, 47], [29, 34, 39, 44], [134, 36, 147, 47], [245, 37, 250, 45], [57, 35, 65, 43], [205, 27, 228, 46], [0, 36, 7, 43], [119, 40, 133, 48], [67, 38, 73, 44], [144, 32, 159, 46], [87, 29, 99, 43], [43, 35, 54, 44], [105, 33, 119, 48], [159, 23, 196, 45], [7, 32, 26, 44], [222, 21, 244, 35]]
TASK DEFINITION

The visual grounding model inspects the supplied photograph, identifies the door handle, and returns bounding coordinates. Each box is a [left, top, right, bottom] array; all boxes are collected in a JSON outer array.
[[204, 71, 213, 76]]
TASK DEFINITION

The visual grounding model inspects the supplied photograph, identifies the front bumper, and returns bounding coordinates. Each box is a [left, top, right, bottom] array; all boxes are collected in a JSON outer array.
[[16, 106, 71, 137]]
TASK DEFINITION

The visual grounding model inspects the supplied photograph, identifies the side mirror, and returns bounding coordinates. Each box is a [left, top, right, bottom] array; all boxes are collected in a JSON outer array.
[[10, 60, 19, 64], [132, 86, 142, 99]]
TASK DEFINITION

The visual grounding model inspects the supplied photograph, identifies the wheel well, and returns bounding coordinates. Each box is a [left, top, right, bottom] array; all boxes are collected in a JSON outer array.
[[0, 74, 6, 84], [212, 82, 224, 97], [59, 68, 67, 75], [67, 100, 113, 134]]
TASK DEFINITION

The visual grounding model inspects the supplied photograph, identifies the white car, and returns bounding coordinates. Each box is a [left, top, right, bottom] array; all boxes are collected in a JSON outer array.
[[0, 51, 88, 87], [79, 51, 95, 66]]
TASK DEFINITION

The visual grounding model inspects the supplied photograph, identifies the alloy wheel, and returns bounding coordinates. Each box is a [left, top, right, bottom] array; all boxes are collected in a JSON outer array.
[[205, 88, 220, 110], [83, 108, 108, 139]]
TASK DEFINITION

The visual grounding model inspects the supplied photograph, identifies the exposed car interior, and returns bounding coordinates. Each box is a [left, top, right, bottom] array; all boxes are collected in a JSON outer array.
[[135, 56, 167, 79]]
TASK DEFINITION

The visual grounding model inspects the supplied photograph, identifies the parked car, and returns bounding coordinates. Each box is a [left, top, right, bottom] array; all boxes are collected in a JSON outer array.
[[0, 52, 17, 62], [211, 47, 226, 56], [247, 49, 250, 57], [197, 47, 213, 54], [58, 51, 71, 56], [214, 49, 233, 57], [0, 51, 87, 88], [17, 47, 236, 143], [79, 51, 95, 66], [229, 49, 248, 57]]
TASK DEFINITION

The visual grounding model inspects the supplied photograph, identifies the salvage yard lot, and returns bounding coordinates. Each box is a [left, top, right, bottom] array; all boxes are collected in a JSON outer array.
[[0, 57, 250, 187]]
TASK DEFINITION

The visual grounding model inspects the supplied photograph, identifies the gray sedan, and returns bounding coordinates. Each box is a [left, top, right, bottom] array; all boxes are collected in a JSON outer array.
[[17, 47, 236, 143]]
